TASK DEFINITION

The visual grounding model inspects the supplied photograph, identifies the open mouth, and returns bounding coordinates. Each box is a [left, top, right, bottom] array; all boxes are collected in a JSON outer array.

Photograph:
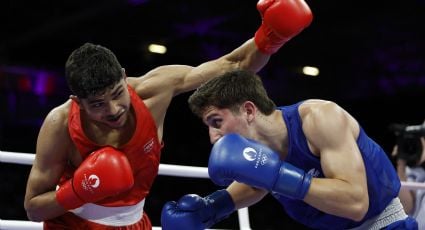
[[107, 111, 124, 122]]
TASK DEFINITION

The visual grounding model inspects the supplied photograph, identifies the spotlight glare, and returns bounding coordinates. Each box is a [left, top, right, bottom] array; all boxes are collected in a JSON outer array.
[[148, 44, 167, 54], [302, 66, 319, 76]]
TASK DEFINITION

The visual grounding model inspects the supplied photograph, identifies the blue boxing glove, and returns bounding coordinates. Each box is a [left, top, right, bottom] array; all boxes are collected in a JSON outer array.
[[161, 189, 235, 230], [209, 133, 312, 200]]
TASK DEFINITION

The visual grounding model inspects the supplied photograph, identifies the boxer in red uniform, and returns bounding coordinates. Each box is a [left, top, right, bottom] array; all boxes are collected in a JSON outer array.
[[22, 0, 304, 228]]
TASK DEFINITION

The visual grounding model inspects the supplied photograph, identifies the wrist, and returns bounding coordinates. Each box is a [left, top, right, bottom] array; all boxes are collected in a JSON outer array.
[[203, 189, 235, 227], [272, 162, 312, 200], [254, 24, 288, 55]]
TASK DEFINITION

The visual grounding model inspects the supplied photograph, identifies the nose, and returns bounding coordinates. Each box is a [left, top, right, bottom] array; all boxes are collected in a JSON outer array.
[[209, 127, 222, 144], [106, 100, 120, 115]]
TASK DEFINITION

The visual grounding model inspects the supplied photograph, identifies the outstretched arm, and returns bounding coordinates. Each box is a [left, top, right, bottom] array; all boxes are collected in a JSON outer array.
[[160, 182, 267, 230], [133, 0, 312, 98], [131, 0, 313, 130], [131, 38, 266, 102], [226, 182, 268, 209]]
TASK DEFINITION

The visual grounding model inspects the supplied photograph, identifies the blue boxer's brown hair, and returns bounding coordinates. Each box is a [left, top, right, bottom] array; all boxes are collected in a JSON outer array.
[[188, 69, 276, 117]]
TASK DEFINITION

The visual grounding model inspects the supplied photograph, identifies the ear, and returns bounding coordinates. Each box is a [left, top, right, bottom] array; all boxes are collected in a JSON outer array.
[[122, 68, 127, 79], [69, 95, 81, 105], [242, 101, 257, 123]]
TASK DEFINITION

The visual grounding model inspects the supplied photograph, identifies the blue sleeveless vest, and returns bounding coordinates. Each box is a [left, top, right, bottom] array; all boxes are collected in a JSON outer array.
[[273, 102, 400, 229]]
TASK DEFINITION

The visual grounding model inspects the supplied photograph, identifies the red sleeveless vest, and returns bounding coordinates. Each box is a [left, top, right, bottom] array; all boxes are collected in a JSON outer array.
[[67, 85, 162, 206]]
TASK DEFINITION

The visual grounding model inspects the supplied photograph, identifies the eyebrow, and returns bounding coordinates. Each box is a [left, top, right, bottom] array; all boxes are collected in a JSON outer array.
[[87, 85, 123, 104], [111, 85, 123, 97], [87, 97, 104, 105]]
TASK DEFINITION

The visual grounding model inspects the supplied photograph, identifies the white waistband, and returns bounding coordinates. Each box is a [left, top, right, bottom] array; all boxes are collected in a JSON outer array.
[[70, 199, 145, 226], [349, 197, 408, 230]]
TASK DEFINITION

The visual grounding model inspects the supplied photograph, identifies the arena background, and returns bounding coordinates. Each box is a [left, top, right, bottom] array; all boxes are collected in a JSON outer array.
[[1, 0, 424, 229]]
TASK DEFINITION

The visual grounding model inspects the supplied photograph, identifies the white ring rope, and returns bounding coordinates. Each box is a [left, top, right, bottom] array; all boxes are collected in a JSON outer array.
[[2, 150, 424, 190], [2, 150, 425, 230], [0, 150, 209, 178], [0, 150, 251, 230], [0, 220, 164, 230]]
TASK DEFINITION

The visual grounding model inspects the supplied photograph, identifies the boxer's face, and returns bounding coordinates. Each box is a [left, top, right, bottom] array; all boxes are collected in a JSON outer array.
[[77, 79, 131, 128], [202, 105, 251, 144]]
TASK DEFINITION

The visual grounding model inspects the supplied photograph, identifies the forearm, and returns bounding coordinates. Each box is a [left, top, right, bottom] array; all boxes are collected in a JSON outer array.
[[224, 38, 270, 73], [24, 166, 68, 221], [175, 39, 269, 95], [226, 182, 268, 210], [398, 187, 415, 214], [25, 191, 66, 222], [396, 161, 415, 214], [304, 178, 368, 221]]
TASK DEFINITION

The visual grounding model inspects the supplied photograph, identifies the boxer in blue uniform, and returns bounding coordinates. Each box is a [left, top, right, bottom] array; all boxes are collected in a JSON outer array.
[[161, 69, 418, 229]]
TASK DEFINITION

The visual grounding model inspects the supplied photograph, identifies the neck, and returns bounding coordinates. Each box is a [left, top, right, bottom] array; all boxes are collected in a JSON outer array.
[[81, 108, 136, 146], [254, 110, 288, 157]]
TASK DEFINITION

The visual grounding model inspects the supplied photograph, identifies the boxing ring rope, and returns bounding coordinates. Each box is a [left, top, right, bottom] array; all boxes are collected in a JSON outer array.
[[0, 150, 251, 230], [2, 151, 425, 230]]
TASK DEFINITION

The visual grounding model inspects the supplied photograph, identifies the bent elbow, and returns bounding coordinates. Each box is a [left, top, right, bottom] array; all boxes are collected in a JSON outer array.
[[25, 208, 44, 222], [26, 212, 44, 222], [349, 200, 369, 221], [24, 201, 45, 222]]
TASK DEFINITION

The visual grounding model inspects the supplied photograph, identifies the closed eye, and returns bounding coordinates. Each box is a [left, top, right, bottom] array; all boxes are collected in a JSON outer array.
[[88, 100, 105, 109]]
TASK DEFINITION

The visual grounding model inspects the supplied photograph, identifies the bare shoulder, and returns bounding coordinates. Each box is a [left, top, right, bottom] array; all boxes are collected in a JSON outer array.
[[27, 101, 74, 201], [29, 100, 74, 183], [37, 100, 73, 152], [43, 100, 72, 129], [299, 99, 359, 143], [299, 99, 343, 118]]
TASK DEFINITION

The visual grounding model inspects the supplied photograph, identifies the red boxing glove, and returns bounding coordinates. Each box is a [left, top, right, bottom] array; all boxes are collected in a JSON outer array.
[[254, 0, 313, 54], [56, 146, 134, 210]]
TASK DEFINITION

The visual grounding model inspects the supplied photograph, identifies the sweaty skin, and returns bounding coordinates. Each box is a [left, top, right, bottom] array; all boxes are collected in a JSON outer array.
[[203, 99, 369, 221], [24, 39, 270, 222]]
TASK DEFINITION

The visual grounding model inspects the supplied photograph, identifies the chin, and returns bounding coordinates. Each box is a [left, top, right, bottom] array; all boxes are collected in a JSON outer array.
[[109, 122, 125, 129], [107, 115, 127, 129]]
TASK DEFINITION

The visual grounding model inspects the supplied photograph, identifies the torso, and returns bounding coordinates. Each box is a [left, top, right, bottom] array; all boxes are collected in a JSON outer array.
[[273, 100, 400, 229], [81, 107, 136, 147], [63, 80, 163, 168], [53, 102, 136, 167], [63, 86, 162, 206], [64, 106, 138, 168]]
